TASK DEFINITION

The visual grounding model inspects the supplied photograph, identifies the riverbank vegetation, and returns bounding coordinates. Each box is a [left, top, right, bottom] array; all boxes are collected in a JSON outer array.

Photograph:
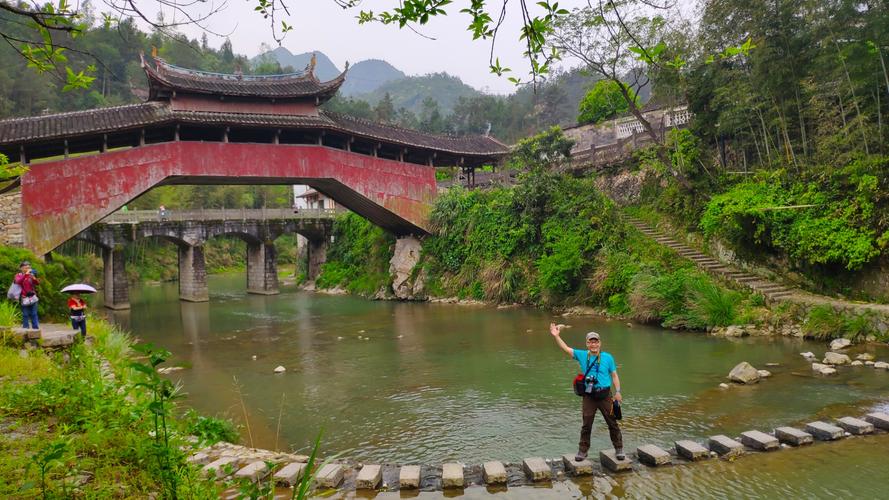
[[0, 303, 238, 497]]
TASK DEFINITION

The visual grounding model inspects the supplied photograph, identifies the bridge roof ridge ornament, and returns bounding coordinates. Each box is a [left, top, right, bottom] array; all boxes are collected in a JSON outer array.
[[140, 53, 347, 101]]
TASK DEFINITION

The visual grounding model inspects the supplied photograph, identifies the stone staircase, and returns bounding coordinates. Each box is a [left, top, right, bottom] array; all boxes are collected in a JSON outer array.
[[623, 216, 795, 302]]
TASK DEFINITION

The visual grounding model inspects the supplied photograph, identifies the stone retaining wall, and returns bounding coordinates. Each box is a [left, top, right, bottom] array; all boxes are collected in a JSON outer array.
[[0, 190, 22, 247]]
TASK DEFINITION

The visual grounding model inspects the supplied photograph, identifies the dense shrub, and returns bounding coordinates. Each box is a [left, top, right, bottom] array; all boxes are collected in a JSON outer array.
[[315, 213, 394, 295]]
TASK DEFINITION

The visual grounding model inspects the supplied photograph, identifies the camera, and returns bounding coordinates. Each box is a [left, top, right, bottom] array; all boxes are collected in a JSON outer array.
[[584, 375, 598, 393]]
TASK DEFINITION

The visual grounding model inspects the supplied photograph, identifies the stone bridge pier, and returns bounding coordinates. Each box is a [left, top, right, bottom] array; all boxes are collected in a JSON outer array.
[[80, 216, 333, 308]]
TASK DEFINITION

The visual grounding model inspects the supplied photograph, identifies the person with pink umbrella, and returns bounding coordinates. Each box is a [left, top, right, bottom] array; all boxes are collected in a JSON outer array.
[[61, 284, 97, 339]]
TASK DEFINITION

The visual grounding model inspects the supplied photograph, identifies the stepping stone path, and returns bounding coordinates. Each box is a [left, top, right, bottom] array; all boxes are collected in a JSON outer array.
[[442, 463, 464, 488], [562, 454, 593, 475], [399, 465, 421, 489], [865, 412, 889, 430], [482, 461, 507, 484], [356, 464, 382, 490], [182, 411, 888, 494], [522, 457, 551, 481], [273, 462, 306, 487], [636, 445, 671, 466], [708, 435, 744, 457], [600, 450, 632, 472], [316, 464, 344, 488], [675, 440, 710, 461], [837, 417, 874, 435], [12, 324, 82, 349], [806, 421, 845, 441], [775, 427, 813, 446], [740, 431, 779, 451]]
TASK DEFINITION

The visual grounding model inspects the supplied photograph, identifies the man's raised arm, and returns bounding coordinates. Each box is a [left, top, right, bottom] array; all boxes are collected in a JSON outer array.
[[550, 323, 574, 356]]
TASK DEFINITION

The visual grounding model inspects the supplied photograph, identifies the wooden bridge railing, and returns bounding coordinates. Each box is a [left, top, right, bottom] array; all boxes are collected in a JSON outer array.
[[101, 208, 341, 224]]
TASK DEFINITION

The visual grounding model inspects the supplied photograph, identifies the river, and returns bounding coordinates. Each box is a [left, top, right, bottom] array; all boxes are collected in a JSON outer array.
[[106, 274, 889, 498]]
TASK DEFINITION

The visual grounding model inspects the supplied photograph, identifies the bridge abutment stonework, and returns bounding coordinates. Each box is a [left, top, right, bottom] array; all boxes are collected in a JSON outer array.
[[80, 214, 333, 307], [247, 241, 279, 295], [179, 245, 209, 302], [103, 246, 130, 310]]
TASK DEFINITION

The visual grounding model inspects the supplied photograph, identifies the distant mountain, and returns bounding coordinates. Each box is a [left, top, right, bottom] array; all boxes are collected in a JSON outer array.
[[356, 73, 481, 115], [339, 59, 405, 96], [255, 47, 341, 80]]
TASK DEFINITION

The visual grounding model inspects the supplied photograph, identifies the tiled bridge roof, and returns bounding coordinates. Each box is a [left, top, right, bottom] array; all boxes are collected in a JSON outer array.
[[0, 102, 508, 157]]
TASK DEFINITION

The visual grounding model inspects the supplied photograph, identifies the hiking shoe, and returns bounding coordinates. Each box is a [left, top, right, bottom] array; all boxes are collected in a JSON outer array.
[[574, 451, 588, 461], [615, 448, 626, 460]]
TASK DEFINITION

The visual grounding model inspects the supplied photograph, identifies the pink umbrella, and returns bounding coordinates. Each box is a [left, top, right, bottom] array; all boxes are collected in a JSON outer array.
[[61, 283, 98, 294]]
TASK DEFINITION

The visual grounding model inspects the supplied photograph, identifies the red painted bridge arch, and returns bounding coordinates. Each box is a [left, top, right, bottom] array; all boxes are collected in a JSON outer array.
[[23, 142, 438, 255]]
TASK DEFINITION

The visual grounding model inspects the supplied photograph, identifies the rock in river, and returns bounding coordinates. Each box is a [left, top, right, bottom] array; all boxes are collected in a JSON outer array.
[[829, 338, 851, 351], [822, 352, 851, 365], [728, 362, 760, 384]]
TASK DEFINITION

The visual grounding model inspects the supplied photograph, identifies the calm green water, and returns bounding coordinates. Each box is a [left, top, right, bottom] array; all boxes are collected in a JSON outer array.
[[107, 274, 889, 497]]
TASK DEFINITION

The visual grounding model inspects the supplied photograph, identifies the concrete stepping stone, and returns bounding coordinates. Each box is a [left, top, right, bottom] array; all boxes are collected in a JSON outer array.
[[482, 461, 507, 484], [316, 463, 344, 488], [708, 435, 744, 457], [399, 465, 421, 489], [806, 421, 845, 441], [187, 452, 211, 465], [234, 461, 269, 482], [774, 427, 813, 446], [740, 430, 779, 451], [522, 457, 551, 481], [675, 440, 709, 461], [442, 463, 464, 488], [864, 412, 889, 430], [636, 444, 671, 466], [203, 456, 239, 478], [39, 330, 77, 347], [356, 464, 382, 490], [599, 450, 632, 472], [562, 454, 593, 475], [273, 462, 306, 487], [837, 417, 874, 435]]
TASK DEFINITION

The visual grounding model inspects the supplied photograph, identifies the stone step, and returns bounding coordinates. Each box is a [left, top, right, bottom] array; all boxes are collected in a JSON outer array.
[[522, 457, 551, 481], [316, 463, 344, 488], [675, 440, 710, 461], [561, 454, 593, 475], [482, 461, 507, 485], [356, 464, 382, 490], [767, 291, 794, 299], [805, 421, 845, 441], [234, 461, 270, 482], [273, 462, 307, 487], [203, 456, 240, 478], [740, 430, 779, 451], [442, 463, 464, 489], [636, 444, 671, 466], [864, 412, 889, 430], [836, 417, 874, 435], [774, 427, 813, 446], [736, 276, 762, 283], [188, 452, 211, 465], [708, 435, 744, 457], [599, 450, 632, 472], [398, 465, 421, 489]]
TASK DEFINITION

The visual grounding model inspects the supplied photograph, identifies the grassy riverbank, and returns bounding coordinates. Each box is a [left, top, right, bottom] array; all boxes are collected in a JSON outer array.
[[0, 301, 240, 497]]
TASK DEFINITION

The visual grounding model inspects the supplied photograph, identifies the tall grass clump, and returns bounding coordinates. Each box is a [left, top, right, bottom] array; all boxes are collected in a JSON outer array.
[[685, 278, 739, 328], [0, 300, 21, 328]]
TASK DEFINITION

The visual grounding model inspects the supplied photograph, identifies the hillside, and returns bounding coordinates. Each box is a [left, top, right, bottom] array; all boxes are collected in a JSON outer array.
[[258, 47, 341, 80], [356, 73, 482, 116], [340, 59, 406, 96]]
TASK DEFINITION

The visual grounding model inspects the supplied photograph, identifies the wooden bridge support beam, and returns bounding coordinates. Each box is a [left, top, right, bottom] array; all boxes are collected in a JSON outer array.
[[103, 246, 129, 310], [247, 241, 279, 295], [179, 245, 209, 302]]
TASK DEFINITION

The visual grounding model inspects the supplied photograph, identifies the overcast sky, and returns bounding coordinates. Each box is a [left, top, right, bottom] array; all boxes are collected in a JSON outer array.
[[160, 0, 592, 95]]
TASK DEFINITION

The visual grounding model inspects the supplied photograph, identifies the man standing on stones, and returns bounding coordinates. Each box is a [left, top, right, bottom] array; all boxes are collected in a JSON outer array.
[[550, 323, 624, 461]]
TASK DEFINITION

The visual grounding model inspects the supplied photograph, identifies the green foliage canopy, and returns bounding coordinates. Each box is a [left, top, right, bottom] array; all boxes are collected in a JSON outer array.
[[577, 80, 638, 125]]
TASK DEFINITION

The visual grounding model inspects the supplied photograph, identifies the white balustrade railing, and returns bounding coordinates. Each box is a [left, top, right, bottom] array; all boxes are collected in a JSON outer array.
[[101, 207, 340, 224]]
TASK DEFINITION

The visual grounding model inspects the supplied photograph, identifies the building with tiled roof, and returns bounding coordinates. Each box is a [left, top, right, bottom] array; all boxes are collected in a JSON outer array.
[[0, 55, 508, 167]]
